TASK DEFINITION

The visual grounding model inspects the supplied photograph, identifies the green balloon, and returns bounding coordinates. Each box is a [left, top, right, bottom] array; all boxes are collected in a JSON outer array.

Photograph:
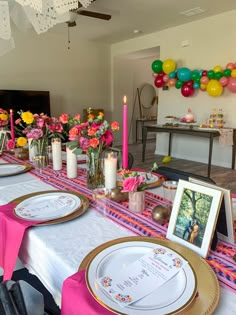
[[194, 78, 201, 84], [191, 70, 201, 80], [152, 60, 163, 73], [207, 70, 215, 79], [215, 72, 223, 80], [223, 69, 231, 77], [175, 80, 183, 89]]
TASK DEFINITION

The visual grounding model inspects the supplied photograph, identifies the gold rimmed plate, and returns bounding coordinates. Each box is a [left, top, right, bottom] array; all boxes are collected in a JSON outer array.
[[117, 171, 164, 189], [10, 190, 89, 226], [79, 237, 220, 315], [0, 162, 32, 177]]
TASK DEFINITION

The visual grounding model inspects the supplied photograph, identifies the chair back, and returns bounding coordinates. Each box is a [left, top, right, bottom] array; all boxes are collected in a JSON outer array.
[[155, 166, 216, 184]]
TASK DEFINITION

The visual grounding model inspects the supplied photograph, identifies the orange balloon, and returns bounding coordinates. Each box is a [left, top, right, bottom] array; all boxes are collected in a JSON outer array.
[[226, 62, 235, 70], [168, 78, 177, 87]]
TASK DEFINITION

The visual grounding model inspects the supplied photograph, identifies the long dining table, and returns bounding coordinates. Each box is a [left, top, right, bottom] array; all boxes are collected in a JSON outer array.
[[0, 153, 236, 314]]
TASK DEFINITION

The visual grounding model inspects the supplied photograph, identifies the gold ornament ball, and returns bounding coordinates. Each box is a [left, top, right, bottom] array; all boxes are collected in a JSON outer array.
[[152, 205, 170, 224]]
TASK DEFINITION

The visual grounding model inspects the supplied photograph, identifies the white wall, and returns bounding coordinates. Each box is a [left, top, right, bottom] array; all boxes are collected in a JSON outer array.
[[0, 25, 110, 118], [111, 10, 236, 168]]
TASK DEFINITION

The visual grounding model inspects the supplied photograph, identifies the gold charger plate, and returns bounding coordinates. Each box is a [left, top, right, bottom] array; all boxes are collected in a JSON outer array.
[[0, 162, 32, 177], [10, 190, 90, 226], [79, 236, 220, 315]]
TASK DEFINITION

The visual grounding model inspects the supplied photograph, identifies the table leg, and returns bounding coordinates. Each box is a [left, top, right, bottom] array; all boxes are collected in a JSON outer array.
[[142, 127, 148, 162], [232, 129, 236, 169], [168, 133, 172, 156], [141, 121, 144, 143], [208, 134, 213, 177]]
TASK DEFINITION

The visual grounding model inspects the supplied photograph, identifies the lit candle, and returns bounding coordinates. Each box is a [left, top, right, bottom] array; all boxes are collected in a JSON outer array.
[[122, 96, 128, 169], [104, 151, 117, 189], [9, 109, 15, 143]]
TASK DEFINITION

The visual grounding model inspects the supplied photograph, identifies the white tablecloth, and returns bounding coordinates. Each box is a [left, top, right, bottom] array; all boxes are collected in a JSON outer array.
[[0, 160, 235, 314]]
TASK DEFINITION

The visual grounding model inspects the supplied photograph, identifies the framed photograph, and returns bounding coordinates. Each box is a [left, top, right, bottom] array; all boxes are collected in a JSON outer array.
[[189, 177, 235, 245], [0, 131, 7, 154], [166, 179, 223, 258]]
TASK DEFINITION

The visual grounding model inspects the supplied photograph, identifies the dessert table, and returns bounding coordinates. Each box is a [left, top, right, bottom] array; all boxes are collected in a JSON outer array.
[[0, 155, 236, 314]]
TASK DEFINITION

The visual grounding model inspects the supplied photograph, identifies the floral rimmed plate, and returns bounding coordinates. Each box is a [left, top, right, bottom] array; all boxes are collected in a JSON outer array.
[[117, 171, 163, 189], [0, 163, 32, 177], [79, 237, 220, 315], [11, 190, 89, 225]]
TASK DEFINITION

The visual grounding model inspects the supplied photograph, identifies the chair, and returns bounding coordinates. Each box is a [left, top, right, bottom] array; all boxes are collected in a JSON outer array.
[[109, 147, 134, 169], [154, 166, 216, 184]]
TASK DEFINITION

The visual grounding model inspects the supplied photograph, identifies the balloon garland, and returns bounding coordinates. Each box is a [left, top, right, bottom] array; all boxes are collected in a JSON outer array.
[[151, 59, 236, 97]]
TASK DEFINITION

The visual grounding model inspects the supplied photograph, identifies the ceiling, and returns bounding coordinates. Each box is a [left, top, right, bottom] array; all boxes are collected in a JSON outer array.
[[52, 0, 236, 43]]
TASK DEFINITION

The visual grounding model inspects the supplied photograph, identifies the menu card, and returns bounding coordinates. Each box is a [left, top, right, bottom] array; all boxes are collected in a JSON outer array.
[[98, 245, 187, 307]]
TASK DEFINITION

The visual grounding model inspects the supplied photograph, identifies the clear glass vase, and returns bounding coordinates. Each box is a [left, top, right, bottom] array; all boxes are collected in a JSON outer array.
[[87, 150, 104, 189], [32, 138, 49, 170]]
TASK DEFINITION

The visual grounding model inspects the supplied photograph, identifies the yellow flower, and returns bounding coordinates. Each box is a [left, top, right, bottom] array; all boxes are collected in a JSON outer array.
[[21, 111, 34, 124], [0, 113, 8, 121], [16, 137, 27, 147]]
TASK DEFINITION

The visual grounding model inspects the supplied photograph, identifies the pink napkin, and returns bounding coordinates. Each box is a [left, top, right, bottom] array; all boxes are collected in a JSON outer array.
[[61, 270, 115, 315], [0, 203, 41, 280]]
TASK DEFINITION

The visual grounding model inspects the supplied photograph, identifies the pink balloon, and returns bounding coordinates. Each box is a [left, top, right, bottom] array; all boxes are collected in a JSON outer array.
[[154, 76, 165, 88], [168, 78, 177, 87], [152, 72, 158, 78], [200, 76, 209, 84], [202, 70, 208, 76], [181, 83, 195, 97], [219, 76, 229, 87], [226, 62, 235, 70], [163, 74, 169, 83], [227, 77, 236, 93]]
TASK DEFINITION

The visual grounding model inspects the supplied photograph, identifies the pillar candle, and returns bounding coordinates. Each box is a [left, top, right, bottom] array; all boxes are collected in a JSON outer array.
[[66, 147, 77, 178], [51, 138, 62, 170], [9, 109, 15, 143], [122, 96, 128, 169], [104, 151, 117, 189]]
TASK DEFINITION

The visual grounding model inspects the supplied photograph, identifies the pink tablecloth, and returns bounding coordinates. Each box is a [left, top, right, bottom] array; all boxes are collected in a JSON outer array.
[[61, 270, 114, 315], [0, 203, 41, 280]]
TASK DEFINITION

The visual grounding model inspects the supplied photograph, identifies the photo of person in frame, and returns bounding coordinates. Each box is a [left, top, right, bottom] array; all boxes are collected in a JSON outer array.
[[173, 188, 213, 248]]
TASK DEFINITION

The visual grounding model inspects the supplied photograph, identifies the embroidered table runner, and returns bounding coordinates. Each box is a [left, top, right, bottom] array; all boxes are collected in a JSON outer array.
[[2, 153, 236, 293]]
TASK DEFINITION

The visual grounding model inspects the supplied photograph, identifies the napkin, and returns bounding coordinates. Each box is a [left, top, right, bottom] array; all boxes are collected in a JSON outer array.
[[61, 270, 114, 315], [0, 203, 41, 280]]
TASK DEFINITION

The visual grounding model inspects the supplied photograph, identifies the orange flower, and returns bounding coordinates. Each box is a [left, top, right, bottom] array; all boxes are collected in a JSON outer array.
[[89, 138, 99, 148], [111, 121, 120, 131], [98, 112, 104, 117], [59, 113, 69, 124], [88, 114, 94, 120], [69, 126, 79, 140], [88, 127, 97, 136]]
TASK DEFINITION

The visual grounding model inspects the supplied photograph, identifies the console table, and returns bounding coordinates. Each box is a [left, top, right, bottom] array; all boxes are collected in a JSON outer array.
[[142, 125, 236, 177]]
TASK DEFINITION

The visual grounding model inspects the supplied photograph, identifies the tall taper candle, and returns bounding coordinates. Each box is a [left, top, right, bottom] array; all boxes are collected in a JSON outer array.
[[10, 109, 15, 143], [122, 96, 128, 169]]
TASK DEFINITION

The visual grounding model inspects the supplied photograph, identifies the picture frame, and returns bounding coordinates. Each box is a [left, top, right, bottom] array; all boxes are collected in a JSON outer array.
[[166, 179, 223, 258], [0, 131, 7, 154], [189, 177, 235, 245]]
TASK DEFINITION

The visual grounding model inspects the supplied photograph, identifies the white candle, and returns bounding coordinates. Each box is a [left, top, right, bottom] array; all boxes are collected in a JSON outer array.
[[104, 152, 117, 189], [52, 138, 62, 170], [66, 147, 77, 178]]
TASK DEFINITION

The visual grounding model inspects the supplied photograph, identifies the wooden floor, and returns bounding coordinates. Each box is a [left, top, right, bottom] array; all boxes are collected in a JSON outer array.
[[126, 140, 236, 193]]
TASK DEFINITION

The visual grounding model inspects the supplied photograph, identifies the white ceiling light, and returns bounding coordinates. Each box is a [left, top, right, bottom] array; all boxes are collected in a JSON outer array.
[[179, 7, 206, 17]]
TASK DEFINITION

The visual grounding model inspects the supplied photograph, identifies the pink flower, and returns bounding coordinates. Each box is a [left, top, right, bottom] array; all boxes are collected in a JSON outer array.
[[59, 113, 69, 124], [15, 118, 22, 125], [74, 114, 81, 120], [26, 128, 43, 139], [122, 175, 145, 192], [111, 121, 119, 131], [36, 118, 45, 128], [101, 130, 114, 146], [6, 139, 15, 150], [69, 126, 79, 141], [89, 138, 99, 148], [79, 137, 89, 151]]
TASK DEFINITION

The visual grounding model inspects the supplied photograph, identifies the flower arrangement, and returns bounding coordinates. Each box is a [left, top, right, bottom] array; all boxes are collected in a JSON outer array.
[[58, 113, 81, 140], [0, 108, 9, 127], [122, 171, 146, 192], [67, 109, 120, 155]]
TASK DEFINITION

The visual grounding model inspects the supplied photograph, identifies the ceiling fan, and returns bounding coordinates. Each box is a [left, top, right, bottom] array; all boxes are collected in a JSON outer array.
[[67, 0, 112, 27]]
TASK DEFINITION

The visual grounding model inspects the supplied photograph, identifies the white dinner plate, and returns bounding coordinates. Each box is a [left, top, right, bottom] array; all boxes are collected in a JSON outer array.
[[14, 192, 81, 221], [86, 241, 197, 315], [0, 163, 30, 176]]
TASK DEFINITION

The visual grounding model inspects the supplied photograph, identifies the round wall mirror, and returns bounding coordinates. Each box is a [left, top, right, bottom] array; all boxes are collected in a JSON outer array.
[[139, 83, 158, 119]]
